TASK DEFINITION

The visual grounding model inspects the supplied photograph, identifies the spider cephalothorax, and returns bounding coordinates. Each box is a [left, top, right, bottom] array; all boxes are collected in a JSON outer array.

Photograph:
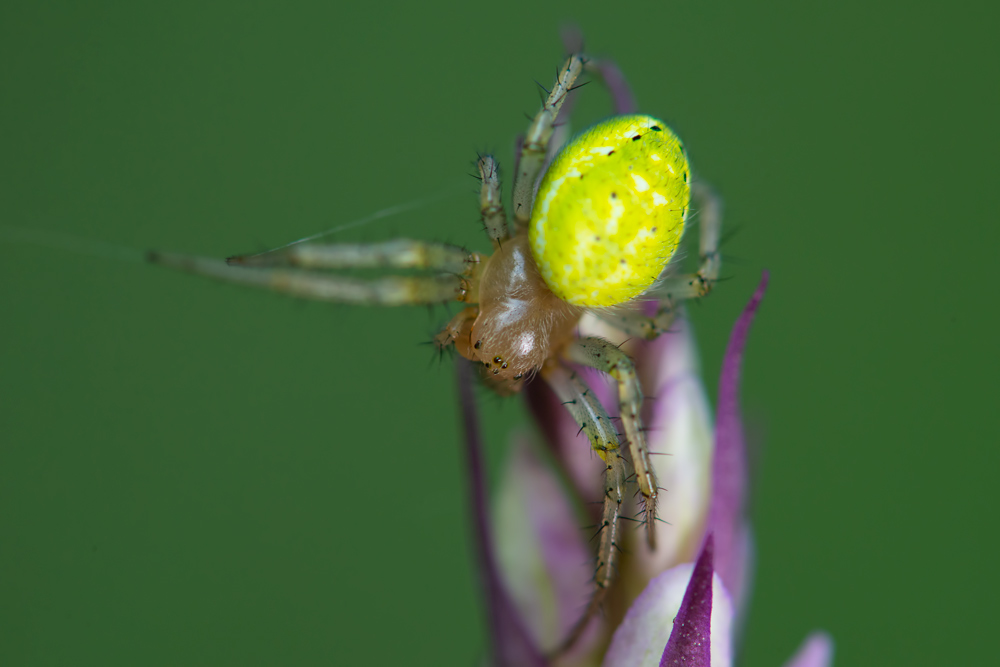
[[150, 49, 721, 652]]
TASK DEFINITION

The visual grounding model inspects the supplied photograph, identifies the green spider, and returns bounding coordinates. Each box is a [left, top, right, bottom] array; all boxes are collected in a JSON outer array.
[[149, 48, 722, 649]]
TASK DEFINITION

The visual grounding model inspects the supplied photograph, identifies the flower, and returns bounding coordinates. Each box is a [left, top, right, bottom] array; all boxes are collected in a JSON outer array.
[[456, 271, 834, 666]]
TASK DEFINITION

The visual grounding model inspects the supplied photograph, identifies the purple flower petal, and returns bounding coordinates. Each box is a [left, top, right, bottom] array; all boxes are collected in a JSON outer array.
[[604, 537, 733, 667], [494, 435, 598, 656], [457, 360, 546, 667], [659, 535, 714, 667], [708, 271, 769, 612], [782, 632, 835, 667]]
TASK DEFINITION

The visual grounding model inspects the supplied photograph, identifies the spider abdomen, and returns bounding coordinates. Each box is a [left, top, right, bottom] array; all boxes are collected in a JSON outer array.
[[529, 114, 690, 307]]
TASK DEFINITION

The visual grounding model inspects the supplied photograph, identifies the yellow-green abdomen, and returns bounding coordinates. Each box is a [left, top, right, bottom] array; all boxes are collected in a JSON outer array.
[[529, 114, 690, 307]]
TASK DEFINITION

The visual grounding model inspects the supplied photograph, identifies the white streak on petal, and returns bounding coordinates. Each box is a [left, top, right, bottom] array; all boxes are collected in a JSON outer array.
[[782, 632, 835, 667], [603, 564, 733, 667]]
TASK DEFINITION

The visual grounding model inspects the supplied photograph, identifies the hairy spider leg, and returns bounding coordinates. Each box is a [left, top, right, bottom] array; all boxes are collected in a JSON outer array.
[[540, 362, 628, 655], [561, 25, 638, 117], [434, 306, 478, 358], [511, 54, 585, 232], [476, 155, 510, 247], [538, 33, 638, 194], [227, 238, 470, 273], [148, 248, 468, 306], [656, 180, 722, 300], [432, 153, 520, 353], [564, 337, 658, 550], [592, 181, 725, 339]]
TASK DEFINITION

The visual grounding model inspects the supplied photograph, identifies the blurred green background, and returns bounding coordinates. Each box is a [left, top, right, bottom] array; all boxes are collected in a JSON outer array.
[[2, 1, 997, 665]]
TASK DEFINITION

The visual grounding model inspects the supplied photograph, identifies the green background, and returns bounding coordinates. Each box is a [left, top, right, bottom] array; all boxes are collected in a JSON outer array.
[[2, 1, 997, 665]]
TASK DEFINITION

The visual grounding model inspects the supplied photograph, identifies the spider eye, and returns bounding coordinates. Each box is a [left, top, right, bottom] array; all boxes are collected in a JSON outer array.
[[528, 114, 690, 307]]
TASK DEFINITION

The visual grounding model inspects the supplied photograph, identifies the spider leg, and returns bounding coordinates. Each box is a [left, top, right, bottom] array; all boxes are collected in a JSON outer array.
[[511, 54, 584, 231], [654, 180, 723, 300], [476, 155, 509, 247], [564, 337, 658, 551], [226, 238, 471, 273], [541, 362, 627, 655], [148, 251, 463, 305], [531, 47, 637, 211], [591, 181, 724, 339], [560, 26, 637, 115], [537, 49, 636, 201], [586, 57, 636, 115], [592, 302, 680, 340], [434, 306, 478, 357]]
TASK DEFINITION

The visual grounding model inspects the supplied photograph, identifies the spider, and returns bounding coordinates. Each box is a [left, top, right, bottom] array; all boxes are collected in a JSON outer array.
[[148, 47, 721, 651]]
